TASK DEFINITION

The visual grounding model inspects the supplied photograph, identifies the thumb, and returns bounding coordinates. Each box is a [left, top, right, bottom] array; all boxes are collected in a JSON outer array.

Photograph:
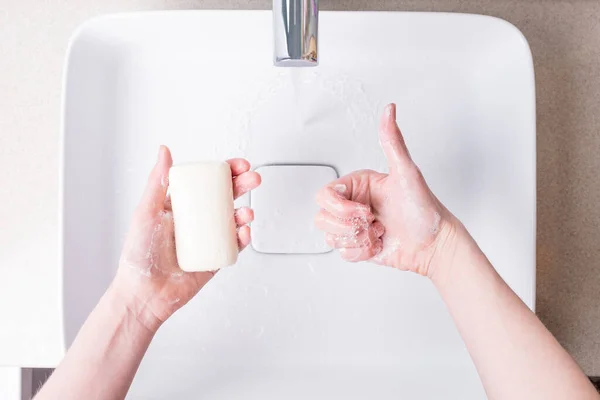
[[139, 145, 173, 213], [379, 103, 413, 174]]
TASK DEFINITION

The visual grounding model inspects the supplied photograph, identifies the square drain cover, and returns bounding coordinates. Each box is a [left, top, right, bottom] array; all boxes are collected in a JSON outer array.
[[250, 165, 337, 254]]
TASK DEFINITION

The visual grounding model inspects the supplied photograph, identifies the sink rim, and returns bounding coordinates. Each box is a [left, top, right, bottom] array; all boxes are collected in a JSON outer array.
[[59, 10, 535, 397]]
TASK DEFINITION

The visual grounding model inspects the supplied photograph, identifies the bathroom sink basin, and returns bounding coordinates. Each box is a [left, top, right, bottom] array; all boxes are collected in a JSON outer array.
[[61, 11, 535, 399]]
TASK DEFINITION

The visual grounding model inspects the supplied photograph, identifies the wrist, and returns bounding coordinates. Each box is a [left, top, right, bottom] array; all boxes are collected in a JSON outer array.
[[427, 217, 481, 287], [107, 276, 164, 335]]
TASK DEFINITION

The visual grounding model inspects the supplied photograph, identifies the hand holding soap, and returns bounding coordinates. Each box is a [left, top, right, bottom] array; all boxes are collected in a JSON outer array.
[[169, 162, 238, 272]]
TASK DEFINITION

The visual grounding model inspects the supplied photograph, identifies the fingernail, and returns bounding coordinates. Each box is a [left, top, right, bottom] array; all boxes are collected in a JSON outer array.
[[333, 184, 347, 195], [374, 223, 385, 236], [380, 104, 397, 139], [386, 103, 396, 120]]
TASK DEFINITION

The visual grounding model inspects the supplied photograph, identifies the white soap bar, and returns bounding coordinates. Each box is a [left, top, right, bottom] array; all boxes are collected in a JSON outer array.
[[169, 162, 238, 272]]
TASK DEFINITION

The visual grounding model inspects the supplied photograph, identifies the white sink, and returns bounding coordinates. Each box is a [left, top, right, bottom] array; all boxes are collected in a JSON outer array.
[[61, 11, 535, 399]]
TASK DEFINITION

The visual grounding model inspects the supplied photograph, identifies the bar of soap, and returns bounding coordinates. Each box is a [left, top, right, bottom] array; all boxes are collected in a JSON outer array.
[[169, 162, 238, 272]]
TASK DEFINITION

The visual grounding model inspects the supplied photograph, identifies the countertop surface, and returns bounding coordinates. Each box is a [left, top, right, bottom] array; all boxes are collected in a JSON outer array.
[[1, 0, 599, 375]]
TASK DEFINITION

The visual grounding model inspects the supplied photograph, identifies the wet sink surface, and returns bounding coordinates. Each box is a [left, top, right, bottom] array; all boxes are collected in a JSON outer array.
[[61, 11, 535, 399]]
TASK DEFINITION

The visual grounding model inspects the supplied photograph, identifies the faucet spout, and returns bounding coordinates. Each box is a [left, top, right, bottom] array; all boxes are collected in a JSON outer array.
[[273, 0, 318, 67]]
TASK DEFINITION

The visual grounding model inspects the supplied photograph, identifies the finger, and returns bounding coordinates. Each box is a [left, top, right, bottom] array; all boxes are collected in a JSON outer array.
[[226, 158, 251, 177], [339, 239, 383, 262], [314, 209, 370, 235], [315, 186, 374, 220], [237, 225, 251, 251], [372, 221, 385, 237], [318, 170, 374, 201], [325, 221, 385, 249], [140, 146, 173, 213], [234, 207, 254, 226], [233, 171, 261, 199], [379, 103, 413, 174]]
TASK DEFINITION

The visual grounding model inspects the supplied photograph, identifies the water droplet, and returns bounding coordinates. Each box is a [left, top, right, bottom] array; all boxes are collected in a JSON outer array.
[[256, 326, 265, 339]]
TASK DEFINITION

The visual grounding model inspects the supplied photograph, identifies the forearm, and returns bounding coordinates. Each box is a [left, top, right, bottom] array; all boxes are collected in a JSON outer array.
[[36, 279, 158, 400], [432, 226, 598, 400]]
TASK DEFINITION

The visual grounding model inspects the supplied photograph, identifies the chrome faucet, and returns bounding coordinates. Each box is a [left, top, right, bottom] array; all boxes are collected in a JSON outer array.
[[273, 0, 318, 66]]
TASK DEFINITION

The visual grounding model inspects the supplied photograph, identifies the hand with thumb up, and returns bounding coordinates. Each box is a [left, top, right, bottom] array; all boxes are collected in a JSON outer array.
[[314, 103, 462, 279]]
